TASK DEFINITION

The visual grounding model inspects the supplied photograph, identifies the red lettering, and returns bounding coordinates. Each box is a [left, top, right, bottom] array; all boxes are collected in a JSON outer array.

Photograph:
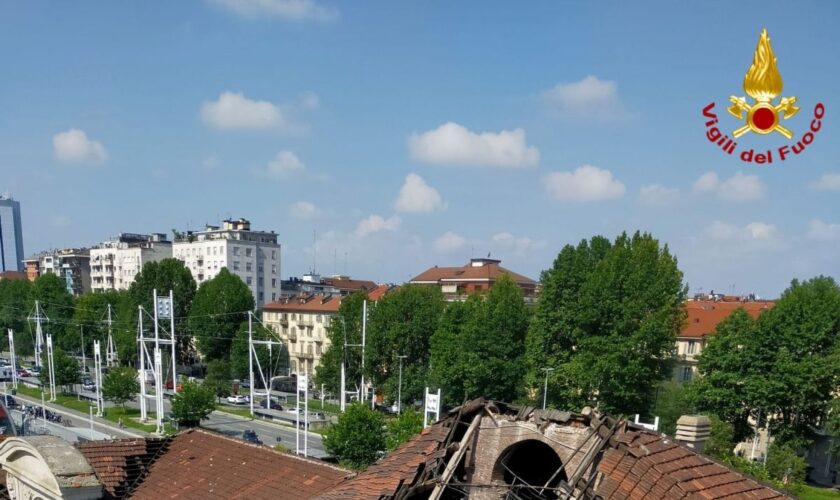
[[778, 145, 790, 161], [802, 132, 814, 145], [811, 119, 821, 132], [815, 102, 825, 119]]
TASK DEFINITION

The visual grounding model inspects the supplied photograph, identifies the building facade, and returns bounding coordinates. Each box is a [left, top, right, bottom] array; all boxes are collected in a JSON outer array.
[[0, 196, 24, 272], [673, 296, 774, 382], [90, 233, 172, 292], [22, 248, 91, 295], [410, 257, 538, 302], [261, 294, 341, 376], [173, 218, 281, 305]]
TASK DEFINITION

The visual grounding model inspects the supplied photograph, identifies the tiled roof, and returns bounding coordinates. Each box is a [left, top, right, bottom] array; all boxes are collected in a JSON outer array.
[[76, 437, 169, 499], [263, 294, 342, 313], [321, 277, 378, 292], [410, 262, 536, 285], [316, 425, 448, 500], [594, 429, 789, 499], [367, 284, 396, 302], [130, 429, 349, 499], [680, 300, 774, 338]]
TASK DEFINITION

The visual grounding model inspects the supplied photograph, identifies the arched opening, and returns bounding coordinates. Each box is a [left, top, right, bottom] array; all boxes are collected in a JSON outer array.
[[493, 439, 565, 499]]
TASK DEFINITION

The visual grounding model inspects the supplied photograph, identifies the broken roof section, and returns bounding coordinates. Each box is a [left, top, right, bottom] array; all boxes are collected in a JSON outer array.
[[317, 399, 790, 500]]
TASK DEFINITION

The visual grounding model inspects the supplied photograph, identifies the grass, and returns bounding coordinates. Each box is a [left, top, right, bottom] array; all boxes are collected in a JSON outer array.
[[798, 484, 840, 500], [214, 404, 254, 419]]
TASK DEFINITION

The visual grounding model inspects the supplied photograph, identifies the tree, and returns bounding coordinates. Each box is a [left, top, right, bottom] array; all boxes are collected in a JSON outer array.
[[386, 409, 423, 451], [315, 291, 366, 394], [366, 285, 444, 407], [765, 443, 807, 487], [704, 415, 735, 461], [204, 360, 232, 402], [323, 403, 386, 470], [170, 380, 216, 427], [430, 275, 529, 406], [230, 321, 288, 381], [0, 278, 33, 355], [103, 366, 140, 409], [29, 273, 74, 358], [650, 381, 695, 437], [52, 348, 81, 392], [129, 258, 197, 363], [525, 232, 686, 415], [191, 269, 254, 361]]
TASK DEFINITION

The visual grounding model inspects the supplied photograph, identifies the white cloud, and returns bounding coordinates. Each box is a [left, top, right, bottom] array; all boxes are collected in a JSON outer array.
[[692, 171, 766, 202], [807, 220, 840, 241], [638, 184, 680, 206], [394, 173, 446, 213], [434, 231, 466, 253], [52, 129, 108, 165], [543, 165, 625, 202], [811, 173, 840, 192], [356, 214, 401, 237], [705, 221, 778, 241], [541, 75, 623, 120], [408, 122, 539, 168], [259, 150, 305, 180], [289, 201, 320, 219], [207, 0, 338, 22], [201, 91, 285, 130], [491, 232, 545, 256]]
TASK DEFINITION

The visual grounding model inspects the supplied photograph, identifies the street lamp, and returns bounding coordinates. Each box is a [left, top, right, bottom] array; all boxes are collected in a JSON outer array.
[[396, 355, 407, 415], [542, 367, 554, 410]]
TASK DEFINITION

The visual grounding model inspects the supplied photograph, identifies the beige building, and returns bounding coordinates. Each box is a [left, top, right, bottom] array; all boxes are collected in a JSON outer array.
[[410, 257, 538, 303], [262, 294, 341, 376]]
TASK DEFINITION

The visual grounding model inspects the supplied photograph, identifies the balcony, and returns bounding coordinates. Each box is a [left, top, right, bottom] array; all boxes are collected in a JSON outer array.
[[298, 351, 314, 359], [298, 318, 314, 327], [287, 331, 297, 342]]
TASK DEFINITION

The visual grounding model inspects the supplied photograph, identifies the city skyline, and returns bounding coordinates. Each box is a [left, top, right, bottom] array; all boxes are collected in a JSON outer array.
[[2, 2, 839, 297]]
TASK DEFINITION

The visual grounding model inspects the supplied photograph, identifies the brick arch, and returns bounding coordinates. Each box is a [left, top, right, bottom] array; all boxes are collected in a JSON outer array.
[[491, 438, 566, 494]]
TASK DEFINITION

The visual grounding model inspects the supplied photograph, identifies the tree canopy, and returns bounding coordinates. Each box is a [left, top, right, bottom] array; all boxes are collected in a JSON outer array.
[[525, 232, 686, 415], [170, 380, 216, 426], [103, 366, 140, 409], [0, 278, 33, 355], [191, 268, 254, 361], [323, 403, 386, 470], [314, 291, 366, 394]]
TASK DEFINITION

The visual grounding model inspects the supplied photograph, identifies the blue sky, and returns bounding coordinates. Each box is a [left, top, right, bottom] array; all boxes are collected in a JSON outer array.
[[1, 1, 838, 297]]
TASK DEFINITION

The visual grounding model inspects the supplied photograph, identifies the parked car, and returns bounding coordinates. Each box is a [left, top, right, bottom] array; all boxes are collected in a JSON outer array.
[[227, 394, 249, 405], [164, 380, 183, 391], [29, 366, 41, 377], [260, 398, 283, 411], [242, 429, 262, 445], [2, 395, 17, 409], [82, 380, 96, 391], [16, 368, 30, 378]]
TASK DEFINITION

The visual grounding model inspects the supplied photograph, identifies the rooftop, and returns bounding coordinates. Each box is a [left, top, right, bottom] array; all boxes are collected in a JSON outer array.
[[680, 299, 774, 338], [410, 258, 536, 286]]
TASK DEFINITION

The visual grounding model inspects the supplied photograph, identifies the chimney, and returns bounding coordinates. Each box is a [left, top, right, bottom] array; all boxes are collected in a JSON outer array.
[[675, 415, 711, 453]]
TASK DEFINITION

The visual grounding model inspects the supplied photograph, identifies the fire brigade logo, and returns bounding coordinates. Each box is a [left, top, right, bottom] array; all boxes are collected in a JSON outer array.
[[702, 29, 825, 164]]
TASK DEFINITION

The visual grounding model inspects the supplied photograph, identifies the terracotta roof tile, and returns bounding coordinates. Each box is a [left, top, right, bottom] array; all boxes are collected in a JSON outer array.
[[263, 294, 342, 313], [410, 262, 536, 286], [680, 300, 774, 338]]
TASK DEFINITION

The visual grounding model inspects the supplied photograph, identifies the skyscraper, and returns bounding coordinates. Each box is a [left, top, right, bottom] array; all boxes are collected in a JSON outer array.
[[0, 196, 24, 272]]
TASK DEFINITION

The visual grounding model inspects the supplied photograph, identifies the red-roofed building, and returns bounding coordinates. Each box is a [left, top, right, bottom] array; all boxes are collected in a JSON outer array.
[[674, 297, 774, 382], [410, 258, 537, 302]]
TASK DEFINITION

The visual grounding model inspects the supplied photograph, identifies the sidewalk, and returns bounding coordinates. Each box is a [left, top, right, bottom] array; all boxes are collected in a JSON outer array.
[[12, 392, 146, 439]]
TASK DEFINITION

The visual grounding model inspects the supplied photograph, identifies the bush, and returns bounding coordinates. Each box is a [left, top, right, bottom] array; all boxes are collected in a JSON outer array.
[[323, 403, 386, 470], [170, 380, 216, 427], [765, 444, 807, 487], [386, 409, 423, 451]]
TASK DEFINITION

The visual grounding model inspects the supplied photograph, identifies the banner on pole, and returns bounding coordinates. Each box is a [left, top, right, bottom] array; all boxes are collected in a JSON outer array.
[[156, 297, 172, 319], [423, 387, 441, 428], [297, 374, 308, 392]]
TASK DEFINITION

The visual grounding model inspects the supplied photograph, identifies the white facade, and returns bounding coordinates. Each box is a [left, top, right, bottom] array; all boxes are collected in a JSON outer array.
[[173, 219, 281, 305], [90, 234, 172, 291]]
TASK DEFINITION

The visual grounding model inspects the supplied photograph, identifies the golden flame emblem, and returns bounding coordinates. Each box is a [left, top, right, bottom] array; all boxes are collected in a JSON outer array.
[[727, 29, 799, 139]]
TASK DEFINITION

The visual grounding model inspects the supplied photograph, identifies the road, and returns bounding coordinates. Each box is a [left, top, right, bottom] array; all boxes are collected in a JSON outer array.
[[10, 392, 144, 440]]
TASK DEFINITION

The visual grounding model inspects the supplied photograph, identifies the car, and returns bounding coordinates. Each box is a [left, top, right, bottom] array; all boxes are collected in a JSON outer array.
[[260, 398, 283, 411], [82, 380, 96, 391], [16, 368, 30, 378], [2, 395, 17, 409], [227, 394, 249, 405], [242, 429, 262, 445], [29, 367, 41, 377], [285, 407, 302, 415], [164, 380, 183, 391]]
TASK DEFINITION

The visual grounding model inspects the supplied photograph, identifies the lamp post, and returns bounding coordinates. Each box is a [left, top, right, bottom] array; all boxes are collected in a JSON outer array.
[[396, 355, 407, 415], [542, 367, 554, 410]]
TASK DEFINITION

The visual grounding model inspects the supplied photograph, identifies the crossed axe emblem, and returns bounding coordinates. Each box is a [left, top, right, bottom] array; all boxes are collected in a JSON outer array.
[[727, 95, 799, 139]]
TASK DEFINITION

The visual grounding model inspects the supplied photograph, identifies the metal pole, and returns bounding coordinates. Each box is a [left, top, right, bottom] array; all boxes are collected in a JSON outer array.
[[542, 367, 554, 410], [8, 329, 16, 389], [94, 341, 103, 416], [80, 325, 86, 374], [46, 335, 56, 401], [396, 355, 407, 415], [340, 318, 346, 412], [106, 304, 115, 367], [360, 300, 366, 402], [89, 406, 94, 435], [248, 312, 255, 416], [169, 290, 177, 395], [138, 306, 147, 421], [41, 392, 46, 428], [304, 383, 309, 457], [424, 387, 428, 428]]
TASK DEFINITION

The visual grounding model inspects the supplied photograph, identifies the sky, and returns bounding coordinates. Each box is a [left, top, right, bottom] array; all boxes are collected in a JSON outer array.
[[1, 1, 838, 298]]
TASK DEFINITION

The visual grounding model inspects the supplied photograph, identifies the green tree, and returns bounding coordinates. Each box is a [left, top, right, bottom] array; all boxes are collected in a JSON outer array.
[[367, 285, 444, 407], [29, 273, 74, 358], [704, 414, 735, 461], [129, 258, 197, 363], [525, 232, 686, 415], [765, 444, 807, 487], [170, 380, 216, 427], [430, 275, 529, 406], [52, 348, 81, 391], [204, 360, 232, 402], [386, 409, 423, 451], [230, 321, 288, 380], [314, 291, 366, 394], [0, 278, 33, 355], [650, 381, 695, 437], [63, 292, 108, 357], [103, 366, 140, 409], [323, 403, 386, 470], [191, 268, 254, 361]]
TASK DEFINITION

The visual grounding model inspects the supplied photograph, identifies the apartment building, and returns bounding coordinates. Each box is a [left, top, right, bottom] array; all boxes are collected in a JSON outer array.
[[90, 233, 172, 291], [261, 293, 341, 376], [410, 257, 538, 302], [173, 218, 281, 305], [674, 295, 774, 382], [0, 196, 24, 272], [22, 248, 91, 295]]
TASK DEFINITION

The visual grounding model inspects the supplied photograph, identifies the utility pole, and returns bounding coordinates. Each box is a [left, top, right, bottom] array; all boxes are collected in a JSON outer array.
[[542, 367, 554, 410], [248, 311, 283, 417], [169, 290, 177, 395], [339, 318, 346, 412], [93, 340, 103, 416], [138, 306, 147, 422], [396, 355, 407, 415], [7, 329, 17, 389], [360, 300, 366, 402], [46, 335, 56, 401], [80, 325, 86, 374], [106, 304, 117, 367], [28, 301, 48, 368]]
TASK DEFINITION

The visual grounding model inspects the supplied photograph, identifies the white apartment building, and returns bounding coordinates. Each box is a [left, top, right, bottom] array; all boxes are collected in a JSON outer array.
[[173, 218, 281, 305], [90, 233, 172, 291]]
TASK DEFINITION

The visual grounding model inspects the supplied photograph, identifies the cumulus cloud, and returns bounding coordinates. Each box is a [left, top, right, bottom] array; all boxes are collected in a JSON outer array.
[[692, 171, 766, 202], [356, 214, 401, 237], [811, 173, 840, 192], [394, 173, 446, 213], [201, 91, 285, 130], [207, 0, 338, 22], [52, 129, 108, 165], [433, 231, 466, 253], [289, 201, 320, 219], [706, 221, 777, 241], [408, 122, 539, 168], [491, 232, 545, 256], [807, 219, 840, 241], [541, 75, 624, 120], [638, 184, 680, 206], [258, 150, 306, 180], [543, 165, 625, 202]]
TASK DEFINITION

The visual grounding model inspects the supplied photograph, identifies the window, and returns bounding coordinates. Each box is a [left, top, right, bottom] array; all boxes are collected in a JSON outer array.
[[246, 277, 252, 285], [316, 315, 322, 323], [687, 341, 697, 355], [233, 246, 240, 256], [271, 278, 277, 287], [272, 250, 277, 260], [271, 265, 276, 274], [246, 262, 252, 272], [315, 344, 321, 355], [271, 293, 276, 301], [259, 277, 264, 287], [246, 248, 253, 257], [681, 366, 693, 382], [259, 292, 264, 302], [233, 261, 240, 271]]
